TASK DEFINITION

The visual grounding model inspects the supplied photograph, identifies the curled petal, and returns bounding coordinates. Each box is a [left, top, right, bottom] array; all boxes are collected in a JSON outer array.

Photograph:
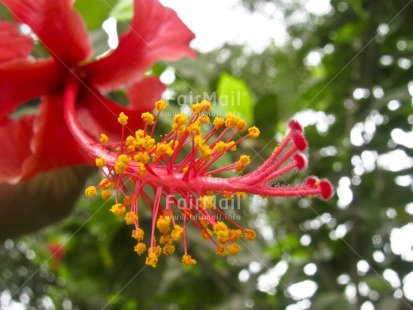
[[0, 59, 63, 118], [76, 86, 150, 142], [0, 116, 34, 184], [21, 94, 92, 180], [127, 76, 166, 110], [84, 0, 196, 90], [0, 20, 33, 64], [1, 0, 91, 65]]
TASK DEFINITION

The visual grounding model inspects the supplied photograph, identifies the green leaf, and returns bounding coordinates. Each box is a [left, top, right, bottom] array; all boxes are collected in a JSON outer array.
[[111, 0, 133, 21], [216, 72, 254, 124], [74, 0, 118, 30]]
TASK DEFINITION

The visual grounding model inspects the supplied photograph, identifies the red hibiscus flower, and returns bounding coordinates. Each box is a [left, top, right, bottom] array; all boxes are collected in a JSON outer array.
[[0, 0, 195, 184]]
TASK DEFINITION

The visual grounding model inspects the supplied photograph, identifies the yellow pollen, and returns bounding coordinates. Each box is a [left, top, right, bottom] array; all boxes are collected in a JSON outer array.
[[118, 112, 128, 125], [199, 195, 214, 209], [95, 157, 106, 168], [163, 244, 175, 255], [110, 203, 126, 215], [155, 99, 167, 111], [156, 216, 171, 234], [173, 113, 188, 126], [100, 133, 109, 144], [201, 228, 213, 240], [199, 114, 210, 124], [213, 117, 225, 129], [134, 242, 147, 255], [101, 189, 111, 199], [160, 234, 172, 245], [132, 228, 144, 241], [248, 126, 260, 138], [149, 245, 162, 257], [133, 151, 149, 164], [182, 254, 197, 266], [124, 211, 138, 225], [171, 225, 183, 241], [236, 192, 247, 199], [222, 191, 233, 199], [141, 112, 155, 125], [227, 244, 241, 255], [145, 253, 158, 268], [244, 229, 257, 241], [213, 141, 227, 154], [85, 186, 97, 197], [215, 245, 227, 256]]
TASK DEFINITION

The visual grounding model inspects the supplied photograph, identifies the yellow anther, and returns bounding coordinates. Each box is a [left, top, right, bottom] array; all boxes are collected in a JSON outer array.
[[182, 166, 189, 173], [118, 154, 131, 163], [182, 254, 197, 266], [236, 155, 251, 172], [163, 244, 175, 255], [110, 203, 126, 215], [222, 191, 233, 199], [145, 253, 158, 268], [141, 112, 155, 125], [156, 216, 171, 234], [199, 195, 214, 209], [136, 162, 146, 176], [199, 218, 209, 227], [199, 144, 212, 161], [85, 186, 97, 197], [213, 117, 225, 129], [149, 245, 162, 257], [248, 126, 260, 138], [154, 142, 173, 159], [213, 141, 227, 154], [171, 225, 184, 241], [95, 157, 106, 168], [118, 112, 128, 125], [173, 113, 188, 126], [160, 234, 172, 245], [227, 141, 236, 151], [187, 121, 201, 136], [100, 133, 109, 144], [124, 211, 138, 225], [237, 119, 247, 132], [227, 244, 241, 255], [215, 245, 227, 256], [244, 229, 257, 241], [155, 99, 167, 111], [115, 160, 127, 174], [200, 100, 212, 111], [201, 228, 213, 240], [132, 228, 144, 241], [224, 112, 247, 131], [228, 229, 243, 243], [213, 221, 228, 232], [236, 192, 247, 199], [135, 129, 145, 138], [134, 242, 147, 255], [191, 103, 202, 114], [101, 189, 111, 199], [199, 114, 210, 124], [133, 151, 150, 164]]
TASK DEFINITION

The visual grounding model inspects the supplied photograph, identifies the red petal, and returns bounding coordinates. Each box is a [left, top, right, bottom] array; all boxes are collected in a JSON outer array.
[[21, 94, 92, 180], [0, 116, 34, 184], [127, 76, 166, 110], [76, 86, 152, 141], [83, 0, 195, 90], [0, 59, 63, 118], [1, 0, 91, 65], [0, 20, 33, 64]]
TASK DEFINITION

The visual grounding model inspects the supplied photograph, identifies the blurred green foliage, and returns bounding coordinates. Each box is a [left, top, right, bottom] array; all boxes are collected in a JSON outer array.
[[1, 0, 413, 309]]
